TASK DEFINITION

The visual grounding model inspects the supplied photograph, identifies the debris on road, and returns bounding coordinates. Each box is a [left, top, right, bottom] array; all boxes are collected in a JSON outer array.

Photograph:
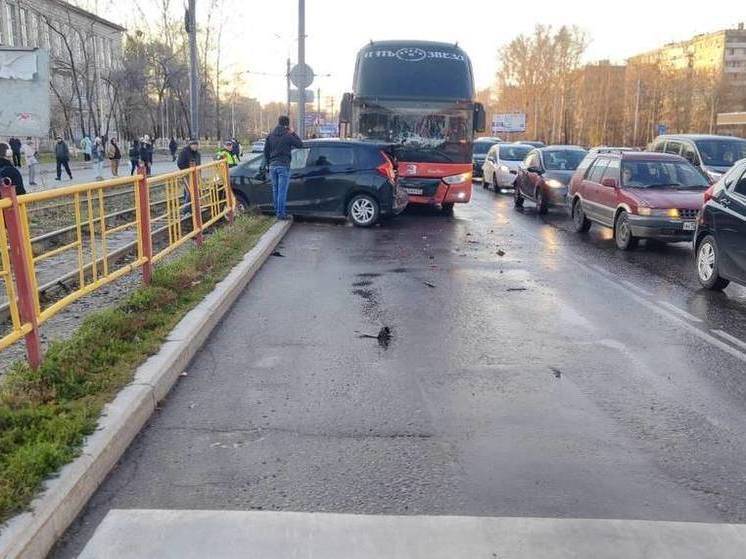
[[497, 249, 506, 257], [507, 287, 527, 292], [358, 326, 392, 348], [550, 367, 563, 379], [424, 281, 436, 288], [271, 251, 285, 257]]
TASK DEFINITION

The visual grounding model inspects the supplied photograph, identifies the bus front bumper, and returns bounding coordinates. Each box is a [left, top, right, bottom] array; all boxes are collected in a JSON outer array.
[[406, 181, 472, 206]]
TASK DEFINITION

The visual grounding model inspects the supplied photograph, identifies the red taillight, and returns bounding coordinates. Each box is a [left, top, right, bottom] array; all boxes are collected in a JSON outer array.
[[703, 185, 714, 204], [376, 151, 396, 182]]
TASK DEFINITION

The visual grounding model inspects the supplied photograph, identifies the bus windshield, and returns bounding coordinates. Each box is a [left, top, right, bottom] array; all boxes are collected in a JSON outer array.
[[355, 100, 472, 163]]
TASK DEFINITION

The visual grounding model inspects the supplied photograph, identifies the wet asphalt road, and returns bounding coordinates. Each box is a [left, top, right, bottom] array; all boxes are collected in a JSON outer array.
[[54, 183, 746, 556]]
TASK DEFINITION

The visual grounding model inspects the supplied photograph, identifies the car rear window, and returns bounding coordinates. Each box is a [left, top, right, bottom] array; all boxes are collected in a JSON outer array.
[[308, 146, 354, 167], [499, 145, 532, 161], [355, 147, 386, 169], [587, 158, 609, 182]]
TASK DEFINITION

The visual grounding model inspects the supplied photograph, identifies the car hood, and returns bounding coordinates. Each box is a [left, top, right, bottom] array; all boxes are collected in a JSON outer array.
[[543, 170, 575, 184], [704, 165, 731, 175], [502, 160, 523, 171], [626, 188, 705, 209]]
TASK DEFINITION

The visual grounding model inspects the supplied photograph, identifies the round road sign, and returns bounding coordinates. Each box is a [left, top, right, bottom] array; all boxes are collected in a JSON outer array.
[[289, 63, 314, 89]]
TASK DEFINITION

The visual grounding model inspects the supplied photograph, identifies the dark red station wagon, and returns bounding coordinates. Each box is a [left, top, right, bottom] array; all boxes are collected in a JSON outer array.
[[568, 151, 709, 250]]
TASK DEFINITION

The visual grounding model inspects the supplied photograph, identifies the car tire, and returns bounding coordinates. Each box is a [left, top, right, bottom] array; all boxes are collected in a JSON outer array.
[[441, 203, 455, 215], [514, 183, 524, 209], [614, 210, 639, 250], [483, 172, 491, 189], [348, 194, 380, 227], [536, 187, 548, 215], [572, 199, 591, 233], [696, 235, 730, 291]]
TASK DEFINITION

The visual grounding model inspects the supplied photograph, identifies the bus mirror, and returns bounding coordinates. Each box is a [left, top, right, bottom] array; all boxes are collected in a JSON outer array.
[[340, 93, 354, 123], [474, 103, 486, 133]]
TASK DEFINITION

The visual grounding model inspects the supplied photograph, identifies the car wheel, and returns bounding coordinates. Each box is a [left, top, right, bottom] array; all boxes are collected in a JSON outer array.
[[348, 194, 380, 227], [696, 235, 730, 291], [614, 211, 639, 250], [572, 199, 591, 232], [232, 190, 250, 213], [536, 187, 548, 215], [482, 172, 490, 189], [441, 203, 455, 215], [514, 183, 524, 209]]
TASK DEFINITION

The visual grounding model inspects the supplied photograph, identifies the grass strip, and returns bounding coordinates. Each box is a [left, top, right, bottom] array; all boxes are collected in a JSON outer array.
[[0, 213, 274, 524]]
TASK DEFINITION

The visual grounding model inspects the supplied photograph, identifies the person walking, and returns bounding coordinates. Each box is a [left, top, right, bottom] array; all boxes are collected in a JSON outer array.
[[0, 142, 26, 195], [54, 137, 73, 181], [129, 140, 140, 175], [230, 138, 241, 161], [8, 137, 22, 167], [107, 137, 122, 176], [177, 139, 201, 214], [169, 137, 178, 162], [21, 137, 39, 187], [263, 115, 302, 220], [92, 137, 105, 180], [216, 140, 239, 168], [80, 135, 92, 162], [139, 135, 154, 176]]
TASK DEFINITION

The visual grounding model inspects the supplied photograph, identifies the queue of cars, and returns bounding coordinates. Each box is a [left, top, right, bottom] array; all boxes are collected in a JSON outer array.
[[479, 135, 746, 291]]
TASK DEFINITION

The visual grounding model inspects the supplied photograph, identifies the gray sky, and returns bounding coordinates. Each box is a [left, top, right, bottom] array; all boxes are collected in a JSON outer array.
[[100, 0, 742, 106]]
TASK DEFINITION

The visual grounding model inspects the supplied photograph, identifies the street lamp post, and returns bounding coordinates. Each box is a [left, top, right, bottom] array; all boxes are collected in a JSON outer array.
[[297, 0, 306, 137], [187, 0, 199, 139]]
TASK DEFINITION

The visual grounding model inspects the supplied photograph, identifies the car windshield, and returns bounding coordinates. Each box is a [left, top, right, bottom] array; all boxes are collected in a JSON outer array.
[[621, 160, 709, 189], [473, 142, 495, 155], [237, 154, 263, 173], [694, 138, 746, 168], [499, 145, 532, 161], [542, 149, 586, 170]]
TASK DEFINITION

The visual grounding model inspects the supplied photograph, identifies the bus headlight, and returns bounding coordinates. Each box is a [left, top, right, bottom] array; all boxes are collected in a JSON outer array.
[[443, 172, 472, 185]]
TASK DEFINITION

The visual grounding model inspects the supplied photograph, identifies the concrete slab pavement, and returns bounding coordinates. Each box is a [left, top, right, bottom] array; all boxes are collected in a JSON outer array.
[[78, 510, 746, 559]]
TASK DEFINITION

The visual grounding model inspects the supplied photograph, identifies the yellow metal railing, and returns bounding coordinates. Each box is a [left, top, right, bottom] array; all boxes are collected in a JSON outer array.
[[0, 160, 234, 364]]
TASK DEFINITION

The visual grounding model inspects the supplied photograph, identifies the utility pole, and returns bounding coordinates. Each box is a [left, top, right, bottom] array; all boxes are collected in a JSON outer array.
[[297, 0, 306, 138], [632, 77, 641, 147], [286, 58, 291, 118], [187, 0, 200, 139]]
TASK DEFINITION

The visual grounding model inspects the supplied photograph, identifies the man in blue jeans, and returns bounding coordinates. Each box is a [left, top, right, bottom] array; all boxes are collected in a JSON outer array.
[[263, 116, 303, 220]]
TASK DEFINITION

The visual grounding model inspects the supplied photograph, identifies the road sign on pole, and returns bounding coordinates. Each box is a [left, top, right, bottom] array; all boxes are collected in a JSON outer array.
[[289, 63, 314, 90], [289, 89, 314, 103]]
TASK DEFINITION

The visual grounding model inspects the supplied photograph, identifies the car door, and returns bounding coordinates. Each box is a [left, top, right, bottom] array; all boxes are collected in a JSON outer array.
[[581, 157, 610, 223], [298, 145, 356, 214], [521, 151, 541, 197], [716, 164, 746, 281], [597, 158, 621, 225], [285, 147, 311, 213]]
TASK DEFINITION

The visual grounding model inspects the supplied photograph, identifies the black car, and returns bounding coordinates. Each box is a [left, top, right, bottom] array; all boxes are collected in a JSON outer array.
[[694, 158, 746, 290], [472, 137, 502, 177], [229, 139, 408, 227]]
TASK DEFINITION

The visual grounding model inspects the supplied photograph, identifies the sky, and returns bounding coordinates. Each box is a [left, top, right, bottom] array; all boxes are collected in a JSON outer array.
[[94, 0, 742, 107]]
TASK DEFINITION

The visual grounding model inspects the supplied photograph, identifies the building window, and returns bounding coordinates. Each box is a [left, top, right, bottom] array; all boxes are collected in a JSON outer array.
[[6, 2, 17, 45], [18, 6, 26, 45], [0, 0, 5, 45]]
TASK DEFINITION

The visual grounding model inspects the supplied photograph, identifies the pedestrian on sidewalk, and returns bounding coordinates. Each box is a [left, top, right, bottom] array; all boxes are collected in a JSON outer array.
[[80, 135, 92, 162], [140, 135, 154, 176], [54, 137, 73, 181], [169, 137, 178, 162], [8, 137, 22, 167], [0, 142, 26, 195], [231, 137, 241, 161], [92, 137, 105, 180], [177, 139, 201, 214], [264, 115, 302, 220], [21, 137, 39, 187], [129, 140, 140, 175], [107, 137, 122, 176]]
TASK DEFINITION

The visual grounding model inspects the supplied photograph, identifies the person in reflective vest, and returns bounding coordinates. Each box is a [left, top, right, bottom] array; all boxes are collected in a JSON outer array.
[[216, 141, 239, 167]]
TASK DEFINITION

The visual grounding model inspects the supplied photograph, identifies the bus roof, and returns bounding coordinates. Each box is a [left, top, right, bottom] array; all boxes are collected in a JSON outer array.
[[353, 40, 475, 102]]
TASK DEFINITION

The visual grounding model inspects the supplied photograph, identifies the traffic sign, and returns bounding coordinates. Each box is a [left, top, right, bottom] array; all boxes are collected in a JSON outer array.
[[289, 63, 314, 89], [492, 113, 526, 133], [289, 89, 314, 103], [656, 124, 667, 135]]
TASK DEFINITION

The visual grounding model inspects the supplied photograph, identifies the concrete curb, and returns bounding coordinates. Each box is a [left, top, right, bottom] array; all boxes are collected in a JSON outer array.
[[0, 220, 292, 559]]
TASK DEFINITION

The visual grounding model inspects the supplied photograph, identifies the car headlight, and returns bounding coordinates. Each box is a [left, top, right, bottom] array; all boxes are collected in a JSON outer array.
[[443, 172, 472, 185], [638, 208, 680, 218], [545, 179, 564, 188], [498, 165, 509, 173]]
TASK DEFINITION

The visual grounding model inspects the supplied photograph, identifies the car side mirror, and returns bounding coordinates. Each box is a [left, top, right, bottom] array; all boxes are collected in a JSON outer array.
[[601, 177, 618, 188], [473, 103, 486, 133], [339, 93, 353, 124], [527, 166, 544, 175]]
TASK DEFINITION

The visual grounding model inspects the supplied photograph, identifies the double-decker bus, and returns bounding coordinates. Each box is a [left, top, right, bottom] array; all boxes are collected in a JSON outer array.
[[339, 40, 485, 213]]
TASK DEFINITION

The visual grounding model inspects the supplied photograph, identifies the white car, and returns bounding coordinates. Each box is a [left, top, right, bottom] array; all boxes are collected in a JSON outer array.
[[482, 143, 534, 190], [251, 140, 266, 153]]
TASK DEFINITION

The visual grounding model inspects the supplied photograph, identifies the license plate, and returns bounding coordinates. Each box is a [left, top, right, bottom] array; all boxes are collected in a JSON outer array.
[[683, 221, 696, 231], [404, 187, 423, 195]]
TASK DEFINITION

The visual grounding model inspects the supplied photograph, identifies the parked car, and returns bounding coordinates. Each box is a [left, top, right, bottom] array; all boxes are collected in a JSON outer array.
[[649, 134, 746, 182], [513, 146, 588, 214], [250, 140, 266, 153], [694, 158, 746, 290], [482, 143, 534, 190], [229, 139, 408, 227], [472, 137, 503, 177], [568, 151, 709, 250]]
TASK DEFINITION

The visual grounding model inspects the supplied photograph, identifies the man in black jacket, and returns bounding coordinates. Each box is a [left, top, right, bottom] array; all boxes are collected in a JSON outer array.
[[177, 139, 201, 214], [8, 137, 22, 167], [263, 116, 303, 220], [0, 142, 26, 195]]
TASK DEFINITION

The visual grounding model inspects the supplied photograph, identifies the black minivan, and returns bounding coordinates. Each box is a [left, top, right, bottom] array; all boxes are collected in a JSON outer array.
[[229, 139, 408, 227], [694, 158, 746, 290]]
